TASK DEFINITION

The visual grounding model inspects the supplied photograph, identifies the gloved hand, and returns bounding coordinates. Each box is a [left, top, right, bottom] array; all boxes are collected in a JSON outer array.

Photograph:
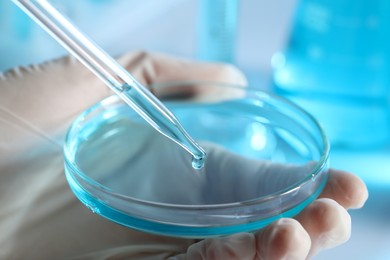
[[0, 52, 368, 259]]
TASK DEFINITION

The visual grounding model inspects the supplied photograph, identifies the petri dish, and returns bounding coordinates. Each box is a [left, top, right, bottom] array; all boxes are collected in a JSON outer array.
[[64, 81, 329, 238]]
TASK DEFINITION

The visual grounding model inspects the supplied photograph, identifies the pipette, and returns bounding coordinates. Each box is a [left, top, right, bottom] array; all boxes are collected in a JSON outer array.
[[13, 0, 205, 169]]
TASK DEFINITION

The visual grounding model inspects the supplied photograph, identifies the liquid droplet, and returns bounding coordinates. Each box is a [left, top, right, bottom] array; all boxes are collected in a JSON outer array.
[[192, 156, 205, 170]]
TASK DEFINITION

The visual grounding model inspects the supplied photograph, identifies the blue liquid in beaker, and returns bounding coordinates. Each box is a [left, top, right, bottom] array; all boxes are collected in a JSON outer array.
[[272, 0, 390, 147], [197, 0, 239, 63]]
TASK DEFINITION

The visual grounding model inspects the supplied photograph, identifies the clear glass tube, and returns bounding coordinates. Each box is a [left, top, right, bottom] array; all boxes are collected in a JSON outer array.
[[12, 0, 205, 167], [197, 0, 239, 63]]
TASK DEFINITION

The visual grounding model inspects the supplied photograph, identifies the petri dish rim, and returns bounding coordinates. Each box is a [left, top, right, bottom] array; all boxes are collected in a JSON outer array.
[[63, 81, 330, 211]]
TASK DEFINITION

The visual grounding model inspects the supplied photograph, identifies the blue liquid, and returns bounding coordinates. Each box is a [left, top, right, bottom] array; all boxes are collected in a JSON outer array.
[[273, 0, 390, 147], [73, 98, 321, 198], [197, 0, 239, 63], [66, 97, 327, 237], [65, 174, 324, 238], [191, 156, 204, 170]]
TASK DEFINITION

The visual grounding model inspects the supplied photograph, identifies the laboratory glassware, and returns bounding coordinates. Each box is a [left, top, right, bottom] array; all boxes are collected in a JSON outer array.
[[272, 0, 390, 147], [64, 81, 329, 238], [12, 0, 206, 168], [197, 0, 239, 63]]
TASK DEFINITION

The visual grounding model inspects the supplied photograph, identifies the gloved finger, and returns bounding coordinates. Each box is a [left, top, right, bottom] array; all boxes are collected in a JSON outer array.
[[295, 198, 351, 258], [118, 51, 247, 86], [1, 51, 247, 162], [0, 56, 110, 134], [117, 52, 247, 100], [172, 218, 311, 260], [319, 169, 368, 209], [0, 51, 246, 135], [255, 218, 311, 260], [172, 233, 256, 260]]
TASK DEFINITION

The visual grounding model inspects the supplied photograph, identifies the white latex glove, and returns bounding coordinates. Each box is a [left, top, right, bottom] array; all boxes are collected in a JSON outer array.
[[0, 52, 368, 259]]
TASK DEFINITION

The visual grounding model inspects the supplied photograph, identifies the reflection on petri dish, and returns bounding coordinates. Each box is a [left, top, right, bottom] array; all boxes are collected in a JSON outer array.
[[64, 81, 329, 238]]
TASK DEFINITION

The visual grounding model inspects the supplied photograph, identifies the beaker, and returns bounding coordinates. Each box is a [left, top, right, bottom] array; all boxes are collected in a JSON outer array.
[[272, 0, 390, 148]]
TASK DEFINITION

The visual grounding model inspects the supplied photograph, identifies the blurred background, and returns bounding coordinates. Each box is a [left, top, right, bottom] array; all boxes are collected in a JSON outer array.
[[1, 0, 389, 259]]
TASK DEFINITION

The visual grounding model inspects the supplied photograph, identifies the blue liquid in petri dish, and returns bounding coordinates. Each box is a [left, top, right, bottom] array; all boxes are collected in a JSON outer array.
[[65, 96, 328, 238]]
